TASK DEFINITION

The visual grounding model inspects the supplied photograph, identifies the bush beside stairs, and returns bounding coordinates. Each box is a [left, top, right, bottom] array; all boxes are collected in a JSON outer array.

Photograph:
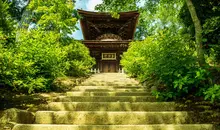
[[13, 73, 216, 130]]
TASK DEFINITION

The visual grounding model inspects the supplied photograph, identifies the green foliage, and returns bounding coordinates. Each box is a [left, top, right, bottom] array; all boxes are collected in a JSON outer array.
[[121, 30, 209, 100], [0, 0, 14, 33], [0, 30, 65, 93], [203, 16, 220, 61], [0, 31, 7, 44], [95, 0, 139, 12], [0, 30, 94, 93], [27, 0, 77, 34], [179, 0, 220, 63], [0, 0, 95, 94], [3, 0, 29, 21], [65, 41, 95, 77], [0, 0, 16, 44], [204, 84, 220, 103]]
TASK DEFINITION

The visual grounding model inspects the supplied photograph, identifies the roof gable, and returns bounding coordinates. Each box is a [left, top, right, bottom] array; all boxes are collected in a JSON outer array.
[[78, 9, 139, 40]]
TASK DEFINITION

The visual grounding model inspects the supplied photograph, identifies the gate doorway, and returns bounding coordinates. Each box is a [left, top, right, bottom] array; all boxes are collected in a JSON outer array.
[[102, 62, 116, 72]]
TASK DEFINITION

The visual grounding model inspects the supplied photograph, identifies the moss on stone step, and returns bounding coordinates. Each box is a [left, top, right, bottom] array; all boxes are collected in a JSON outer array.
[[72, 88, 149, 92], [55, 96, 156, 102], [13, 124, 216, 130], [66, 92, 151, 96], [48, 102, 177, 111], [35, 111, 194, 124]]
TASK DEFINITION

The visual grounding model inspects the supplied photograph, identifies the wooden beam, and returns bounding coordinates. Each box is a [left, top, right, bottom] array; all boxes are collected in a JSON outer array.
[[87, 21, 102, 33]]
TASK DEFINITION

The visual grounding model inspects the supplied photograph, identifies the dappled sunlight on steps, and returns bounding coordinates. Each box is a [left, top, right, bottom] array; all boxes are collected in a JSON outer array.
[[80, 73, 140, 87], [12, 73, 216, 130], [13, 124, 214, 130]]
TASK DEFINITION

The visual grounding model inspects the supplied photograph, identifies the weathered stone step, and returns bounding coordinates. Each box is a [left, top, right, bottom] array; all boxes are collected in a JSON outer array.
[[66, 91, 151, 96], [35, 111, 193, 124], [74, 86, 144, 90], [54, 96, 156, 102], [13, 124, 215, 130], [47, 102, 178, 111], [72, 88, 149, 92], [81, 83, 140, 87], [79, 73, 140, 87]]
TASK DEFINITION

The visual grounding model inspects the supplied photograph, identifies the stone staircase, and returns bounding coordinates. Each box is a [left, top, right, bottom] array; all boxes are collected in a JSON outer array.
[[12, 73, 215, 130]]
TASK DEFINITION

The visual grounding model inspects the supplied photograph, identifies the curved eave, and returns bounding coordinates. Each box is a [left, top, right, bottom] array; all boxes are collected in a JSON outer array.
[[82, 40, 130, 51], [77, 9, 139, 18], [82, 40, 132, 44]]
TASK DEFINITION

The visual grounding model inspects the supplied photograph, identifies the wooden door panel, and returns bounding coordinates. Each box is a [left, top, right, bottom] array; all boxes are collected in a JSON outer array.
[[102, 63, 108, 72], [102, 62, 116, 72], [110, 63, 116, 72]]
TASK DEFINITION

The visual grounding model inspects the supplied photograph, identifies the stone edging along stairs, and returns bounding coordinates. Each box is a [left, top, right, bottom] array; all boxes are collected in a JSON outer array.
[[12, 73, 216, 130]]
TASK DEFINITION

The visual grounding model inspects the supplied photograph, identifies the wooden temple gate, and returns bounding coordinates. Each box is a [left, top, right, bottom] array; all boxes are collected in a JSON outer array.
[[78, 10, 139, 73]]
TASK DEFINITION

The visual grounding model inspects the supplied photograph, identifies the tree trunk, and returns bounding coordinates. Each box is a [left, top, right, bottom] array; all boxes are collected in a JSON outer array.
[[185, 0, 206, 66]]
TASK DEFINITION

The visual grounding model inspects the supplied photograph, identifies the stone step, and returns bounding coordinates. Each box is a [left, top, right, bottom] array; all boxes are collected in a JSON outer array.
[[66, 91, 151, 96], [79, 73, 140, 86], [54, 96, 156, 102], [35, 111, 194, 124], [80, 83, 139, 87], [74, 86, 144, 90], [13, 124, 215, 130], [48, 102, 178, 111], [71, 88, 149, 92]]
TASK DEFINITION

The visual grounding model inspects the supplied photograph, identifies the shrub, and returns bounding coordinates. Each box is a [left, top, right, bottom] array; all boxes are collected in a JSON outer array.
[[0, 0, 95, 94], [0, 30, 66, 93], [65, 41, 95, 77], [204, 84, 220, 103], [121, 30, 208, 100], [0, 30, 94, 93]]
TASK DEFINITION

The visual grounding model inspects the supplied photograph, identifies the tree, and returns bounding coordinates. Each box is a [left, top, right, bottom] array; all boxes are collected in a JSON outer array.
[[185, 0, 205, 66], [3, 0, 30, 21], [27, 0, 77, 35], [179, 0, 220, 63], [0, 0, 15, 44]]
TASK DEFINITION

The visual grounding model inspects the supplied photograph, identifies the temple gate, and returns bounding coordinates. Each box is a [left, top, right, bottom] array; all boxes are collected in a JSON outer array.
[[78, 10, 139, 73]]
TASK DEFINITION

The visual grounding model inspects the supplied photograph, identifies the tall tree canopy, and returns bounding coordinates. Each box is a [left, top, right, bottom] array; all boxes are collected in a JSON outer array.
[[179, 0, 220, 62], [26, 0, 77, 34], [185, 0, 205, 65], [0, 0, 16, 45], [4, 0, 29, 21]]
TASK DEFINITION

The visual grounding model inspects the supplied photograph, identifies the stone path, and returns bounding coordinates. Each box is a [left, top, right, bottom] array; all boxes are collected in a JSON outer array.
[[12, 73, 215, 130]]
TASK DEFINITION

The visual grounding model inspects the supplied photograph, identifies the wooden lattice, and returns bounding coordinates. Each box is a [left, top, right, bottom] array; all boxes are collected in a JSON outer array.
[[96, 33, 122, 40]]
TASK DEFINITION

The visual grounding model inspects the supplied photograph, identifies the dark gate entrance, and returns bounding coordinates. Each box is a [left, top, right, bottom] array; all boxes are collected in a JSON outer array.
[[102, 62, 116, 72]]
